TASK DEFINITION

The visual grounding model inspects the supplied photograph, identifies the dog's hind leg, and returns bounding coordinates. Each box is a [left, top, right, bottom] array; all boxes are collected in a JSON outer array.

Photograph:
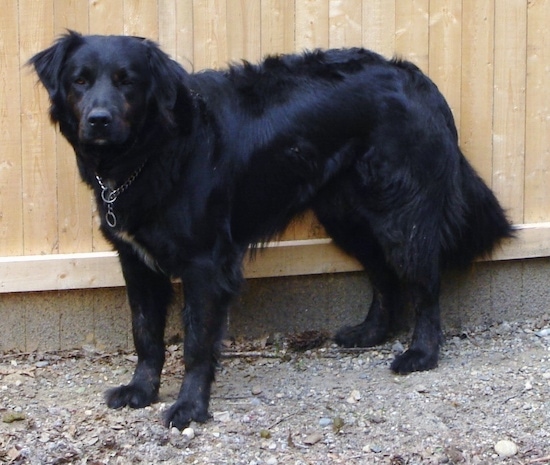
[[105, 247, 174, 410], [313, 207, 404, 348], [314, 185, 444, 373], [390, 274, 443, 373]]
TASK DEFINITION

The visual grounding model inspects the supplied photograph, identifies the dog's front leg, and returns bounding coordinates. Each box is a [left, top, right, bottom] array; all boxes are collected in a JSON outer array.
[[105, 248, 174, 409], [163, 261, 234, 430]]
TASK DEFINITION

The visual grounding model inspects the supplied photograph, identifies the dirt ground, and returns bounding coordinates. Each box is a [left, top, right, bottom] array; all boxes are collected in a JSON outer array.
[[1, 318, 549, 465]]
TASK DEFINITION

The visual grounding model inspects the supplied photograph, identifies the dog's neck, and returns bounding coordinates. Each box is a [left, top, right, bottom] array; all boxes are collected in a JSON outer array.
[[95, 161, 147, 228]]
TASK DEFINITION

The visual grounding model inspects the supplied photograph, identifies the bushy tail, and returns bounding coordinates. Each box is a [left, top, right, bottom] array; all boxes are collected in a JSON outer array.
[[442, 157, 514, 269]]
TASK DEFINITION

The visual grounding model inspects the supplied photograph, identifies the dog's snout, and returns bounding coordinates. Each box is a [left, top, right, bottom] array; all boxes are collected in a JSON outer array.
[[88, 108, 112, 127]]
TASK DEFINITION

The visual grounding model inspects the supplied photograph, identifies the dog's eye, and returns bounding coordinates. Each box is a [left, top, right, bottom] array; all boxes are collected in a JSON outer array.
[[119, 77, 133, 87], [114, 74, 133, 87], [74, 77, 87, 86]]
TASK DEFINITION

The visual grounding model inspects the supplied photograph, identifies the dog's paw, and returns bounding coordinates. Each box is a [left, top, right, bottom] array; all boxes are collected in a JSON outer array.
[[163, 401, 211, 430], [390, 348, 438, 374], [105, 384, 157, 409], [334, 323, 387, 348]]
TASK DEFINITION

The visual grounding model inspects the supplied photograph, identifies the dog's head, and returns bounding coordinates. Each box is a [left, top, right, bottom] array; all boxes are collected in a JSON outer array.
[[29, 31, 188, 151]]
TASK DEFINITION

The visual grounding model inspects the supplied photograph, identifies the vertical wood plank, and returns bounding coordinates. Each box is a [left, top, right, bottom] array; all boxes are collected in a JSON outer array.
[[329, 0, 362, 48], [227, 0, 261, 62], [0, 0, 23, 255], [428, 0, 462, 128], [89, 0, 124, 35], [54, 0, 93, 254], [525, 0, 550, 223], [53, 0, 89, 35], [492, 0, 527, 223], [261, 0, 295, 56], [159, 0, 178, 58], [362, 0, 396, 56], [295, 0, 329, 50], [395, 0, 429, 72], [158, 1, 195, 70], [124, 0, 159, 39], [460, 0, 495, 183], [193, 0, 228, 70], [19, 0, 58, 255], [174, 0, 195, 70]]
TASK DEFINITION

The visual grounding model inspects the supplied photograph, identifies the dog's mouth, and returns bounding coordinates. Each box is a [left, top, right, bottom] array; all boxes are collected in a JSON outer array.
[[79, 122, 131, 147], [87, 137, 109, 145]]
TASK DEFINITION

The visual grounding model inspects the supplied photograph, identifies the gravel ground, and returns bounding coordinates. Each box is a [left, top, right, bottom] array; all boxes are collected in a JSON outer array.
[[1, 319, 550, 465]]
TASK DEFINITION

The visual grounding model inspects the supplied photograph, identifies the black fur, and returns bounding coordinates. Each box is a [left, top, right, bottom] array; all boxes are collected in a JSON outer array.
[[30, 31, 512, 429]]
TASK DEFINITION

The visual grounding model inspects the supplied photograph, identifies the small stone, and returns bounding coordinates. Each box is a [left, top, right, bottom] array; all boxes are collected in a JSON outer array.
[[494, 440, 518, 457], [370, 444, 383, 453], [182, 427, 195, 440], [35, 361, 49, 368], [213, 411, 231, 422], [303, 432, 323, 445], [392, 341, 405, 355], [445, 445, 464, 463], [251, 385, 262, 396], [319, 417, 332, 427], [415, 385, 429, 393], [333, 416, 345, 432], [2, 412, 26, 423], [346, 389, 361, 403], [536, 328, 550, 337]]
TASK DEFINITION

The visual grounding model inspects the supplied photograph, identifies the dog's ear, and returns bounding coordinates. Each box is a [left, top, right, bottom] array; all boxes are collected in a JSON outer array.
[[145, 40, 190, 127], [28, 30, 83, 99]]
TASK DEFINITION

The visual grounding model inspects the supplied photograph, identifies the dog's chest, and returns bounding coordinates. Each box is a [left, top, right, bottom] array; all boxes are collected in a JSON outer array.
[[114, 230, 160, 272]]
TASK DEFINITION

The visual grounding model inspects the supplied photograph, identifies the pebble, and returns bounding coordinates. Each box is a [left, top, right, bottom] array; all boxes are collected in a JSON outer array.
[[251, 385, 262, 396], [494, 440, 518, 457], [303, 432, 323, 445], [536, 328, 550, 337], [346, 389, 361, 404], [213, 411, 231, 422], [182, 427, 195, 441], [392, 341, 405, 355], [35, 361, 49, 368], [319, 417, 332, 427]]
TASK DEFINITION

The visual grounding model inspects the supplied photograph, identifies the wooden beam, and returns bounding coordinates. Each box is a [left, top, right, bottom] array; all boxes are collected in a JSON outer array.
[[0, 224, 547, 294]]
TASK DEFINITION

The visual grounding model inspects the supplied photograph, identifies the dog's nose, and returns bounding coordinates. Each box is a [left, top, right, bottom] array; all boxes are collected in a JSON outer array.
[[88, 109, 112, 127]]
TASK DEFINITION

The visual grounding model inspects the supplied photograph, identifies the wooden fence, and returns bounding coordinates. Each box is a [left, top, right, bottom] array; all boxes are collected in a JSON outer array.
[[1, 0, 550, 292]]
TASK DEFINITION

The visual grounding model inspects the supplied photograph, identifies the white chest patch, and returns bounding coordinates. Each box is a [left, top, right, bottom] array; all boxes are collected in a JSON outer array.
[[115, 230, 160, 272]]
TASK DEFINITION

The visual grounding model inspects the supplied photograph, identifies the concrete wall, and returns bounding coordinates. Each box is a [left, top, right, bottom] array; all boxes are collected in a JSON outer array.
[[1, 257, 549, 352]]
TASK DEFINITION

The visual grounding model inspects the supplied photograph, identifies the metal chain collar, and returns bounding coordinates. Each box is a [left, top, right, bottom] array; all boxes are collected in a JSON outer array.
[[95, 163, 145, 228]]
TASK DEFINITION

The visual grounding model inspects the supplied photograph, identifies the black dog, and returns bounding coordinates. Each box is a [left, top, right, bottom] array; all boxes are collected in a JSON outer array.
[[30, 31, 512, 429]]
